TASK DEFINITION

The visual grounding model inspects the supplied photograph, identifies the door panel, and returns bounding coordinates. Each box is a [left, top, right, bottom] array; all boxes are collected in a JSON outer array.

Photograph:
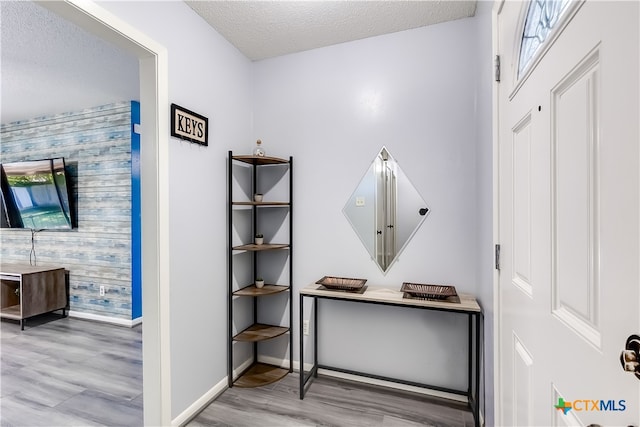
[[551, 49, 601, 348], [512, 114, 533, 297], [513, 333, 534, 427]]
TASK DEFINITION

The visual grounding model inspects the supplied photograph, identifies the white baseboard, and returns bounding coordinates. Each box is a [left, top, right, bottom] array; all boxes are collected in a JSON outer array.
[[257, 354, 295, 369], [257, 355, 466, 403], [171, 358, 255, 427], [234, 357, 254, 378], [316, 369, 467, 403], [171, 376, 228, 427], [68, 310, 141, 328]]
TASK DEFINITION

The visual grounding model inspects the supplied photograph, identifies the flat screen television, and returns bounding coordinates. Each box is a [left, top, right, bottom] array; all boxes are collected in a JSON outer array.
[[0, 158, 74, 230]]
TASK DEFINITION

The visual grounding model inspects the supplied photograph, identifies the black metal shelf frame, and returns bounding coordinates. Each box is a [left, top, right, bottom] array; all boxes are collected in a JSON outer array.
[[227, 151, 294, 387]]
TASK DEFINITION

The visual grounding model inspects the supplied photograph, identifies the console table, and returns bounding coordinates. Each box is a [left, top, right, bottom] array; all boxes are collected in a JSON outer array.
[[299, 284, 483, 427], [0, 264, 67, 330]]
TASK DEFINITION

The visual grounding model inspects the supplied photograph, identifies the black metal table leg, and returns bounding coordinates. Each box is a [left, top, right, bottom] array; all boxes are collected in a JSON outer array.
[[300, 295, 320, 399], [468, 314, 473, 398], [474, 312, 482, 427], [299, 292, 304, 399], [313, 297, 318, 378]]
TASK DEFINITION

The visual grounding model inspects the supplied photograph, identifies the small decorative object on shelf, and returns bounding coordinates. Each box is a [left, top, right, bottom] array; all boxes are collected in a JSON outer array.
[[255, 278, 265, 288], [254, 193, 263, 202], [255, 233, 264, 245], [253, 139, 265, 157]]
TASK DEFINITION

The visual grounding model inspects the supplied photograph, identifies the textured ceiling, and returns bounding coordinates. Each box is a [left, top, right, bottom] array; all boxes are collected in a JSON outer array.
[[186, 1, 477, 61], [0, 1, 139, 124]]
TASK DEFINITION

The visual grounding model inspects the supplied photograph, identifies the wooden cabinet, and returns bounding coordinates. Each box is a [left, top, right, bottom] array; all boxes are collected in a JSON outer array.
[[0, 264, 67, 330], [227, 152, 293, 387]]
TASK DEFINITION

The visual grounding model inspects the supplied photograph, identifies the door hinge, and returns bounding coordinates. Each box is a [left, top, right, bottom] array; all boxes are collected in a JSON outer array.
[[494, 55, 501, 82], [495, 244, 501, 270]]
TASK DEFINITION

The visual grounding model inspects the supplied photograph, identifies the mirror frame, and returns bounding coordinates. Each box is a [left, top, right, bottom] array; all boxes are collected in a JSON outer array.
[[342, 146, 430, 273]]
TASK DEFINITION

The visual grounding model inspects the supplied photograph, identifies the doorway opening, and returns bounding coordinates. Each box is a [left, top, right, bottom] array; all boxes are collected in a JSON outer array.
[[37, 2, 172, 425]]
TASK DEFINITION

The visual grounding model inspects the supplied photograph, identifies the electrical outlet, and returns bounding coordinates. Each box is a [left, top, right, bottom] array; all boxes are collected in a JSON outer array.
[[303, 320, 310, 336], [99, 286, 105, 296]]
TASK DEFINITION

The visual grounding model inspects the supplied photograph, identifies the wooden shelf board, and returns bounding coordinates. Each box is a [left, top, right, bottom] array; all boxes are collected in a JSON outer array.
[[233, 243, 289, 251], [232, 155, 288, 165], [233, 363, 289, 388], [233, 323, 289, 342], [232, 201, 290, 206], [234, 285, 289, 297], [1, 305, 21, 319]]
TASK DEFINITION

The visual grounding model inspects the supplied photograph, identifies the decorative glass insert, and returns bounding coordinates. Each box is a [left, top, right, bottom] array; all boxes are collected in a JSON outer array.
[[518, 0, 571, 77]]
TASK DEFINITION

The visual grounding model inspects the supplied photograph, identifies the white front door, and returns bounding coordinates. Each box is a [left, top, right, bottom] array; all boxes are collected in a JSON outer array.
[[496, 1, 639, 426]]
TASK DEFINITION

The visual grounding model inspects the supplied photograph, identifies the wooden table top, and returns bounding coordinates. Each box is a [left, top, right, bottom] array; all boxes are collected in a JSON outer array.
[[300, 283, 482, 313], [0, 264, 65, 275]]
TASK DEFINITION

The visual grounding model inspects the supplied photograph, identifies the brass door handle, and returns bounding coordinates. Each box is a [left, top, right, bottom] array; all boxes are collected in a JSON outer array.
[[620, 334, 640, 380]]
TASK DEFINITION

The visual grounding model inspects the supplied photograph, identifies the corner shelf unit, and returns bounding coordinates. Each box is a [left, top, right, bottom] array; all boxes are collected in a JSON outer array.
[[227, 151, 293, 388]]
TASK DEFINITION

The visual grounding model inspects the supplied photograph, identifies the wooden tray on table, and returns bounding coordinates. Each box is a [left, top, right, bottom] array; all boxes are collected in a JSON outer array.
[[316, 276, 367, 293], [401, 282, 459, 302]]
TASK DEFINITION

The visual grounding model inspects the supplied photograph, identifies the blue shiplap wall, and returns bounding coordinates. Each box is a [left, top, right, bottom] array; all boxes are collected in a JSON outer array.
[[0, 102, 138, 321]]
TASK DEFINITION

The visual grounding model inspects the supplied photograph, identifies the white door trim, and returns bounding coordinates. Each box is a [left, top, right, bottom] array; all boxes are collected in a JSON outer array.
[[491, 1, 504, 424], [35, 1, 172, 425]]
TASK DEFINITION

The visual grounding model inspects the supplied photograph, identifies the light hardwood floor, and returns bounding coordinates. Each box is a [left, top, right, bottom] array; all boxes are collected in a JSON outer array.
[[1, 314, 473, 427], [0, 313, 143, 426], [190, 374, 475, 427]]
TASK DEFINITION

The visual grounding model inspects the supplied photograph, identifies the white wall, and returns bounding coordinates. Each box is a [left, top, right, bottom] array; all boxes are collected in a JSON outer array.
[[253, 14, 490, 391], [96, 1, 253, 418]]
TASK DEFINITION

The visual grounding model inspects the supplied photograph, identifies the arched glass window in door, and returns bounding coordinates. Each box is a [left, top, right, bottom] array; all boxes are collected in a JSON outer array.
[[518, 0, 571, 77]]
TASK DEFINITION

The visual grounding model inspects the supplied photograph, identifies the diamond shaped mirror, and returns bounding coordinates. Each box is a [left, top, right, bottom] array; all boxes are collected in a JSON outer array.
[[343, 147, 430, 273]]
